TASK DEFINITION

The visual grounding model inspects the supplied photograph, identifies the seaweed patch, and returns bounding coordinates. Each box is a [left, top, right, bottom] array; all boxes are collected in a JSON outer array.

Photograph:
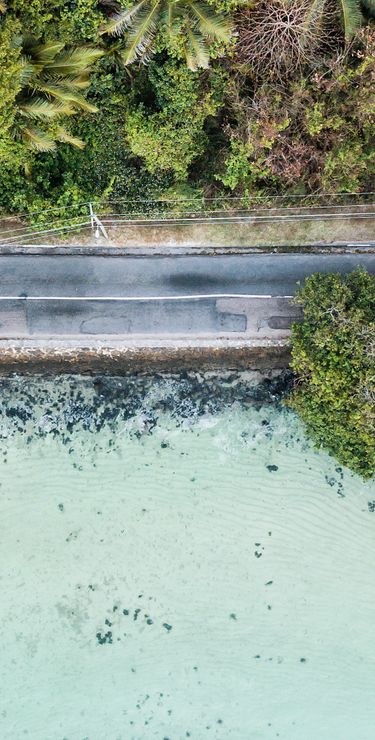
[[0, 371, 292, 451]]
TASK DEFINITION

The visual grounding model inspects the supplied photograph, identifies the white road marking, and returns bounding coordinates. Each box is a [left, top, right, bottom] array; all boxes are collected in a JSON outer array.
[[0, 293, 294, 301]]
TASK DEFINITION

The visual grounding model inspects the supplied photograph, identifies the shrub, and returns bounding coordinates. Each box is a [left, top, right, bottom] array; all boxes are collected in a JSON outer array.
[[6, 0, 104, 41], [288, 268, 375, 479], [59, 0, 104, 42], [0, 16, 23, 159], [125, 59, 226, 179], [217, 28, 375, 195]]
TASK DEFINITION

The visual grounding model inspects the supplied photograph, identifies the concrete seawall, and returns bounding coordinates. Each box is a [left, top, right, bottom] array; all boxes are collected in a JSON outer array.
[[0, 338, 292, 375]]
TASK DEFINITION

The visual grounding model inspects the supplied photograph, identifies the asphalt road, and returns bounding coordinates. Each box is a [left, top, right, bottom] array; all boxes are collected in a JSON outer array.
[[0, 252, 373, 338], [1, 253, 374, 297]]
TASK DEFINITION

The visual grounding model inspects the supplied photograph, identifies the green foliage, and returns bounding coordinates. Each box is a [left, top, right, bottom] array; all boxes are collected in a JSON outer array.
[[288, 268, 375, 479], [322, 142, 371, 191], [0, 17, 22, 157], [339, 0, 364, 40], [217, 29, 375, 195], [101, 0, 232, 70], [0, 58, 172, 220], [0, 0, 374, 217], [158, 183, 205, 212], [305, 102, 343, 137], [52, 85, 173, 206], [58, 0, 104, 42], [5, 0, 104, 41], [8, 0, 62, 37], [125, 60, 225, 178], [218, 113, 289, 192], [11, 36, 103, 152]]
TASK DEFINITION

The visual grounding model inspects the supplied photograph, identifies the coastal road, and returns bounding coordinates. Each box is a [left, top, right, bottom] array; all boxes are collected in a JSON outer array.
[[0, 252, 373, 339]]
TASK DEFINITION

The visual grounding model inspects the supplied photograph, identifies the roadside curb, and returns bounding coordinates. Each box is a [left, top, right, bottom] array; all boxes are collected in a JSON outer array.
[[0, 242, 374, 256]]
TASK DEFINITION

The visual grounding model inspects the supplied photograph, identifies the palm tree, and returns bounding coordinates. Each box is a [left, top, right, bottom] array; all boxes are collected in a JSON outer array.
[[100, 0, 232, 71], [307, 0, 374, 41], [311, 0, 375, 41], [338, 0, 365, 39], [14, 38, 103, 152]]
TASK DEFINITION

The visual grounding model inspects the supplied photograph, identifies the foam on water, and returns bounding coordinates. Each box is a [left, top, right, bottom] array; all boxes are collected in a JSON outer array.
[[0, 374, 374, 740]]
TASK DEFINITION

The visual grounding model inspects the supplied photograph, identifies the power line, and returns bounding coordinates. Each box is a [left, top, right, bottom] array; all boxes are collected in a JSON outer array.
[[100, 203, 375, 220], [0, 215, 89, 238], [1, 202, 374, 239], [97, 191, 375, 205], [1, 191, 374, 224], [0, 202, 90, 223], [1, 200, 374, 245], [102, 211, 375, 227], [0, 221, 91, 244]]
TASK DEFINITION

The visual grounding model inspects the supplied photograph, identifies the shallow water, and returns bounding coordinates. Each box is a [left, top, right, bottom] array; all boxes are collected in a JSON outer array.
[[0, 374, 374, 740]]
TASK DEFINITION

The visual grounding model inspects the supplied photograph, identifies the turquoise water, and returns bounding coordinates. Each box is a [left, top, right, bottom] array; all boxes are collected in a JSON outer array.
[[0, 374, 374, 740]]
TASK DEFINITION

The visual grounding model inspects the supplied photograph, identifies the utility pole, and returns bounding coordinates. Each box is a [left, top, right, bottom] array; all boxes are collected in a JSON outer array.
[[88, 202, 109, 241]]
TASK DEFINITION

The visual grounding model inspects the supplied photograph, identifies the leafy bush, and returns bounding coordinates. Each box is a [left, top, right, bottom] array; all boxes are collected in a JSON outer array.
[[58, 0, 104, 42], [0, 17, 22, 159], [7, 0, 104, 41], [217, 28, 375, 195], [288, 268, 375, 479], [125, 60, 226, 179]]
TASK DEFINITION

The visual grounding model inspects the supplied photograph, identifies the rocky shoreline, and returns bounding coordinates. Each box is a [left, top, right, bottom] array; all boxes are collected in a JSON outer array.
[[0, 370, 294, 442]]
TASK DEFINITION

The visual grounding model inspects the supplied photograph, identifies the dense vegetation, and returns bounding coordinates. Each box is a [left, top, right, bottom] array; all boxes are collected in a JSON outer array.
[[289, 268, 375, 479], [0, 0, 374, 218]]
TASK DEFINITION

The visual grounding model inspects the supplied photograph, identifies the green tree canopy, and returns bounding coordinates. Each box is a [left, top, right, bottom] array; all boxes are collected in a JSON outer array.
[[124, 59, 226, 177], [288, 268, 375, 479], [101, 0, 232, 70], [13, 37, 103, 152]]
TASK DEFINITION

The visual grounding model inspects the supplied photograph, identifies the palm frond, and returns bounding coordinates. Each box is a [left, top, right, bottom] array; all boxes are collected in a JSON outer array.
[[35, 75, 91, 91], [300, 0, 326, 48], [45, 47, 104, 74], [28, 41, 65, 64], [35, 84, 98, 112], [161, 0, 178, 29], [339, 0, 363, 39], [121, 4, 161, 64], [0, 1, 7, 12], [18, 58, 37, 87], [100, 0, 151, 36], [20, 126, 57, 152], [51, 74, 91, 89], [189, 1, 232, 41], [185, 27, 211, 70], [55, 126, 86, 149], [63, 93, 97, 112], [161, 0, 184, 44], [18, 98, 75, 119], [12, 37, 100, 152]]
